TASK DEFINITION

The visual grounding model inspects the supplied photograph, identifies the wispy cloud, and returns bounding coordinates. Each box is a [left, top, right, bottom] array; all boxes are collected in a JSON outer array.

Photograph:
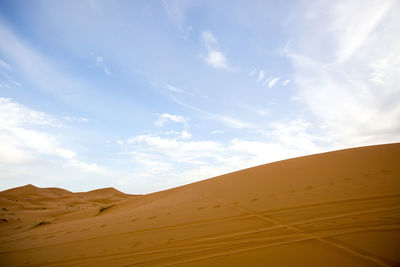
[[257, 70, 265, 82], [151, 81, 185, 93], [0, 18, 85, 97], [95, 56, 111, 76], [266, 77, 280, 89], [248, 68, 256, 76], [155, 113, 188, 127], [169, 94, 252, 129], [121, 119, 321, 190], [164, 83, 184, 93], [287, 0, 400, 147], [214, 115, 252, 129], [162, 0, 193, 39], [0, 98, 102, 173], [201, 31, 229, 69], [0, 59, 20, 88], [282, 79, 290, 86], [330, 0, 393, 63]]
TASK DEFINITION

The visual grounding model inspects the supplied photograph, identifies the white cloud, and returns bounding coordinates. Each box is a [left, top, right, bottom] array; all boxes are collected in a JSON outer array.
[[0, 59, 20, 88], [169, 94, 252, 129], [0, 97, 58, 129], [0, 98, 102, 173], [202, 31, 218, 45], [287, 0, 400, 147], [215, 115, 252, 129], [268, 119, 323, 153], [0, 19, 86, 98], [180, 130, 192, 139], [0, 59, 10, 70], [155, 113, 188, 127], [162, 0, 193, 39], [63, 116, 89, 123], [266, 77, 280, 88], [201, 31, 229, 69], [96, 56, 111, 76], [257, 70, 265, 82], [165, 83, 184, 93], [329, 0, 393, 63], [282, 79, 290, 86], [121, 120, 322, 191], [151, 81, 185, 93], [127, 133, 223, 165], [69, 159, 103, 173], [211, 130, 224, 134], [203, 50, 228, 69]]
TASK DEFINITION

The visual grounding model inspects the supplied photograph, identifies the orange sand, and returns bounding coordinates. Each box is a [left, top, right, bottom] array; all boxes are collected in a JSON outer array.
[[0, 143, 399, 266]]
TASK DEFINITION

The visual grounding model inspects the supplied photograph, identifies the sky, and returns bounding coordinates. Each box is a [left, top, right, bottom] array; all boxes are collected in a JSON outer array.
[[0, 0, 399, 194]]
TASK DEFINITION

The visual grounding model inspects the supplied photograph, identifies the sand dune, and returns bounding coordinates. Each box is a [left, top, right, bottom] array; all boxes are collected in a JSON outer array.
[[0, 143, 399, 266]]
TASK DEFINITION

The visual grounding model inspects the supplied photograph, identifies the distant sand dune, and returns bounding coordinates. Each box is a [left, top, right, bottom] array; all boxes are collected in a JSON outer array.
[[0, 143, 399, 266]]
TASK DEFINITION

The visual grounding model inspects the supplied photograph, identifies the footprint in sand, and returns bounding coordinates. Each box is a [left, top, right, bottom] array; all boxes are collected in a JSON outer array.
[[380, 169, 390, 174], [197, 207, 205, 210], [288, 190, 296, 194], [80, 228, 90, 232], [213, 205, 221, 209], [251, 198, 259, 202], [344, 177, 352, 182], [305, 186, 314, 190], [100, 224, 107, 227], [231, 201, 240, 205], [65, 231, 73, 234], [131, 219, 138, 222], [147, 216, 157, 220]]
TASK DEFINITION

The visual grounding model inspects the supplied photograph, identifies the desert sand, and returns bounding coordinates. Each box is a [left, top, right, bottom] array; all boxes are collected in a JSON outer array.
[[0, 143, 399, 266]]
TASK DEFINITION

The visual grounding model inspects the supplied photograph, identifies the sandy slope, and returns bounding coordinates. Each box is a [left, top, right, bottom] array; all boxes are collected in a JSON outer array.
[[0, 143, 399, 266]]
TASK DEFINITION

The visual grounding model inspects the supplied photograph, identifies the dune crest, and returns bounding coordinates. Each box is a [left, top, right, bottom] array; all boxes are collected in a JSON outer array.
[[0, 143, 399, 266]]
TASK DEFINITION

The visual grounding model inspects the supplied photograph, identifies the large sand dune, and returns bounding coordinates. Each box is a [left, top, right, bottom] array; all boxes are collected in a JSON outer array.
[[1, 143, 399, 266]]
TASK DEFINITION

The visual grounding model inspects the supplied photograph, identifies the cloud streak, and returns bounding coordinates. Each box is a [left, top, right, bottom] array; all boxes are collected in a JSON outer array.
[[0, 98, 102, 173], [287, 0, 400, 147], [169, 94, 252, 129], [95, 56, 111, 76], [201, 31, 229, 69], [155, 113, 188, 127], [0, 17, 88, 102]]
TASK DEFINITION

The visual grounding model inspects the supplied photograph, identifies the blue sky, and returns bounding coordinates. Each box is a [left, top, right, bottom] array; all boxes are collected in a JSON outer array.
[[0, 0, 399, 194]]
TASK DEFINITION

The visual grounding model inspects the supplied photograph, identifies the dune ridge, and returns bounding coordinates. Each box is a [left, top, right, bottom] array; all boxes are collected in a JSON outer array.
[[0, 143, 399, 266]]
